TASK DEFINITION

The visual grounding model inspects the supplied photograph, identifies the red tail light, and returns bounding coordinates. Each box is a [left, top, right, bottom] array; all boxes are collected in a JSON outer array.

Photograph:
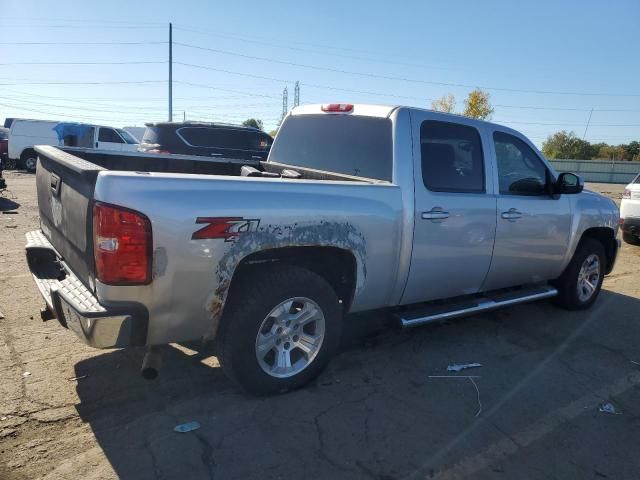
[[93, 202, 152, 285], [321, 103, 354, 113]]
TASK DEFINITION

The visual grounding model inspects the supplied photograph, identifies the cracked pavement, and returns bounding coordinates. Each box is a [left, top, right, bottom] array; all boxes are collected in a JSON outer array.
[[1, 173, 640, 479]]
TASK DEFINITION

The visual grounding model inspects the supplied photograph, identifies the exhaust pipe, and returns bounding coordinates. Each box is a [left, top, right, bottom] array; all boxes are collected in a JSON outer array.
[[141, 347, 161, 380]]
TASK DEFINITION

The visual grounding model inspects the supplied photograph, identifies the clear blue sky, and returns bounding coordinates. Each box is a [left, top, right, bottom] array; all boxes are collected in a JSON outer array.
[[1, 0, 639, 145]]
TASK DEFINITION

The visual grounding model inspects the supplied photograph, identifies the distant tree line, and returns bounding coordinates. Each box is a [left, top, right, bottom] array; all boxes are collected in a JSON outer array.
[[541, 131, 640, 161]]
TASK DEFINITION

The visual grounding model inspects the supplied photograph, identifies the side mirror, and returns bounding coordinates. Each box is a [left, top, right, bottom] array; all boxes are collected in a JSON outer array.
[[556, 172, 583, 194]]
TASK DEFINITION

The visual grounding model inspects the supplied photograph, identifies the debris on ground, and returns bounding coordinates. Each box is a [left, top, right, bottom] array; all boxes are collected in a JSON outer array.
[[447, 363, 482, 373], [5, 225, 18, 229], [0, 309, 4, 319], [68, 375, 88, 382], [599, 402, 622, 415], [22, 372, 31, 378], [174, 421, 201, 433], [2, 211, 18, 214]]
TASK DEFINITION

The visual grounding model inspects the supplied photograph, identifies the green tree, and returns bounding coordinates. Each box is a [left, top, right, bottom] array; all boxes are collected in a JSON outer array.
[[431, 94, 456, 113], [268, 129, 278, 138], [242, 118, 264, 130], [624, 141, 640, 161], [541, 131, 592, 159], [462, 89, 494, 120], [597, 144, 626, 161]]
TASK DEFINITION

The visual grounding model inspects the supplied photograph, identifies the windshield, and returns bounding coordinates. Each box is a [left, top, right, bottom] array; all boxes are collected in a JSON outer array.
[[0, 128, 8, 140], [117, 129, 139, 144], [268, 114, 392, 180]]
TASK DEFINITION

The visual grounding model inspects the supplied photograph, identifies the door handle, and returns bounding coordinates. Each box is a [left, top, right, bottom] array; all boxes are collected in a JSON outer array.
[[422, 209, 450, 220], [501, 208, 522, 220]]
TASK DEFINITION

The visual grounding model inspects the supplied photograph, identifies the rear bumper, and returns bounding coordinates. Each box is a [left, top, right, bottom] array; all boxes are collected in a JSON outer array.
[[620, 217, 640, 235], [25, 230, 148, 348]]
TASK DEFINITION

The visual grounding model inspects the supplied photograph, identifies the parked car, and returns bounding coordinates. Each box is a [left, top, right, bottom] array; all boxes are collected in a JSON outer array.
[[7, 119, 139, 172], [140, 121, 273, 160], [26, 103, 620, 395], [0, 127, 10, 170], [620, 172, 640, 245]]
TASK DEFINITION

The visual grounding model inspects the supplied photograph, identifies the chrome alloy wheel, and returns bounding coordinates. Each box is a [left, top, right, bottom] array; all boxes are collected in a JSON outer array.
[[577, 254, 601, 302], [255, 297, 325, 378]]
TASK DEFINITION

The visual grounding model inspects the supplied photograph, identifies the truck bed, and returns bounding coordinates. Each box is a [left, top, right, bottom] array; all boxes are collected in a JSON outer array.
[[33, 145, 382, 293], [56, 147, 377, 183]]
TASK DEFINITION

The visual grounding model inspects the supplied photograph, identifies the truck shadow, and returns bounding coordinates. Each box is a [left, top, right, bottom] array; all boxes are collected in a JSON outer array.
[[0, 196, 20, 211], [73, 289, 640, 479]]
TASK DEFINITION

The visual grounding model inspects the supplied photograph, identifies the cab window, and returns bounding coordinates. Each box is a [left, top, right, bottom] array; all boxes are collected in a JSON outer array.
[[494, 132, 549, 196]]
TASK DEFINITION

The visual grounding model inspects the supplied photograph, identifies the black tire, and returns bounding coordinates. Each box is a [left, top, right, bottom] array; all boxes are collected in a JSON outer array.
[[622, 232, 640, 246], [553, 238, 605, 310], [21, 149, 37, 173], [3, 158, 16, 170], [217, 264, 342, 395]]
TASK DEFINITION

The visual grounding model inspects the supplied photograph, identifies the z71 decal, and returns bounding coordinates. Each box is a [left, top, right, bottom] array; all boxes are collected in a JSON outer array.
[[192, 217, 260, 241]]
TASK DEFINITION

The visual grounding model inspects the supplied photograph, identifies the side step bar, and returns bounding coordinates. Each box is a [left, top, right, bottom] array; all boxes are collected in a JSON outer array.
[[398, 285, 558, 328]]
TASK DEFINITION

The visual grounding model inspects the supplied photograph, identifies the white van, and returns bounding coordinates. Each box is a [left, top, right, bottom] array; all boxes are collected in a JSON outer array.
[[8, 119, 139, 172]]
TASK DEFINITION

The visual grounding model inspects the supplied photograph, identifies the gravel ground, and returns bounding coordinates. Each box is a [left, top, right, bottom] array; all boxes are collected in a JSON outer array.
[[1, 172, 639, 480]]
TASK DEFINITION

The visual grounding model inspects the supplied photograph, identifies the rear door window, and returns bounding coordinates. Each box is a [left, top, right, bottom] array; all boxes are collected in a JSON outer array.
[[98, 128, 124, 143], [268, 115, 392, 180], [178, 127, 256, 150], [420, 120, 485, 193]]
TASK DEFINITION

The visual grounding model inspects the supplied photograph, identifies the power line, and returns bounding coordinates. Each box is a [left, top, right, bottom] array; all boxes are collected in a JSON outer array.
[[174, 42, 640, 98], [0, 61, 164, 66], [172, 25, 462, 74], [0, 80, 166, 86], [0, 96, 161, 117], [0, 41, 166, 46], [172, 61, 640, 113], [0, 101, 158, 124], [173, 80, 281, 99], [1, 24, 164, 29]]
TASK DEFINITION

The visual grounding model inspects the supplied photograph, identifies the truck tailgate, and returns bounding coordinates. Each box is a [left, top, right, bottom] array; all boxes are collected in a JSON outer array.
[[35, 145, 103, 287]]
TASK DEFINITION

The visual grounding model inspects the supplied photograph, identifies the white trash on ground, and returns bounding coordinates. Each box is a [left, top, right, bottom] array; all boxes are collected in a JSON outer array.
[[447, 363, 482, 373], [174, 421, 201, 433]]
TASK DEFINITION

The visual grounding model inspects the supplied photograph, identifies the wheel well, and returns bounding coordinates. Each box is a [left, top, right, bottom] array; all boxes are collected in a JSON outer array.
[[232, 246, 357, 313], [580, 227, 617, 273], [20, 148, 37, 160]]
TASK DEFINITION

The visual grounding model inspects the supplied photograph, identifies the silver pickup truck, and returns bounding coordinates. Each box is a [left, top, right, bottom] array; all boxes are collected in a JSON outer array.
[[26, 104, 620, 394]]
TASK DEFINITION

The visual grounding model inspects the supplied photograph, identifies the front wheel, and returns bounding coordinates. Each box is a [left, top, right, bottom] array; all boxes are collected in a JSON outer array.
[[217, 265, 341, 395], [553, 238, 605, 310]]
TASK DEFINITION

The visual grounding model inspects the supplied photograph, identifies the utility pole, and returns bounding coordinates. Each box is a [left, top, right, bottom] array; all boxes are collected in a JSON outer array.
[[279, 87, 288, 125], [294, 81, 300, 107], [168, 22, 173, 122], [183, 111, 186, 122], [582, 108, 593, 140]]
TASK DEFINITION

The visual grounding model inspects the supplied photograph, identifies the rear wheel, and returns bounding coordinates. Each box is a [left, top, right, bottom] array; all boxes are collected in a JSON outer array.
[[623, 231, 640, 246], [217, 265, 341, 395], [21, 150, 37, 173], [553, 238, 605, 310]]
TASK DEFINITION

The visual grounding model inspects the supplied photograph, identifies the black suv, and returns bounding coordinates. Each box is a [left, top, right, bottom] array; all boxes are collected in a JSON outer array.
[[140, 122, 273, 160]]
